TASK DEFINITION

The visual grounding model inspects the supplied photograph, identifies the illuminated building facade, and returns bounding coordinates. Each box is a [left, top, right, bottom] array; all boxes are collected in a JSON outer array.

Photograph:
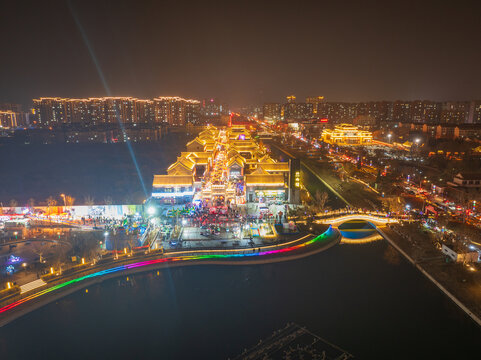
[[152, 125, 297, 204], [201, 98, 229, 117], [153, 97, 201, 126], [321, 124, 373, 145], [263, 103, 282, 122], [306, 96, 324, 114], [0, 110, 18, 128], [265, 97, 481, 125], [0, 103, 28, 127], [33, 96, 200, 127], [282, 95, 313, 121], [33, 97, 66, 126]]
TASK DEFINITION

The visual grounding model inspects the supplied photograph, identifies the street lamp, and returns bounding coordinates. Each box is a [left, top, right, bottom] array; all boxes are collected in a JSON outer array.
[[60, 193, 66, 206], [387, 133, 392, 143]]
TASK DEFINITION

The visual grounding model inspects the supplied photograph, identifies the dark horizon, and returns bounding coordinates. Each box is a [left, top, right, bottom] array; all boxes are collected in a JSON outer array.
[[1, 0, 481, 108]]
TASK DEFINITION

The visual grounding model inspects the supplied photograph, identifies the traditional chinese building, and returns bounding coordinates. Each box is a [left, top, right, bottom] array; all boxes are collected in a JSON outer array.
[[320, 124, 373, 145]]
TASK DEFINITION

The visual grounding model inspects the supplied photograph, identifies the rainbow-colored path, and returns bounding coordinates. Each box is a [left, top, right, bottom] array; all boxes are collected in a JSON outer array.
[[0, 226, 336, 317]]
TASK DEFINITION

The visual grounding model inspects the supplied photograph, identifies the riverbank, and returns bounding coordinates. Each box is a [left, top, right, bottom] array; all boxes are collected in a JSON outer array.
[[378, 226, 481, 327], [269, 141, 380, 210], [0, 227, 340, 327]]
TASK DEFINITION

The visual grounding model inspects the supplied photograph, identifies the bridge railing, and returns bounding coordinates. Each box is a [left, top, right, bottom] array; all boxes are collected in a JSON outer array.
[[315, 210, 394, 219]]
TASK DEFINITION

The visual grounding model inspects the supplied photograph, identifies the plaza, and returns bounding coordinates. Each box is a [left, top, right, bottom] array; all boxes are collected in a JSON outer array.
[[149, 125, 301, 246]]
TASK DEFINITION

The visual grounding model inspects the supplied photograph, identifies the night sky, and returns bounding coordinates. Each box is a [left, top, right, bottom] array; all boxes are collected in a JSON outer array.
[[1, 0, 480, 108]]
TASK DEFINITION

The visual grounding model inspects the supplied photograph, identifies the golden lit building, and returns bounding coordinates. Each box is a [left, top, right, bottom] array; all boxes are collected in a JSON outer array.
[[320, 124, 373, 146], [0, 110, 18, 128], [151, 125, 296, 204]]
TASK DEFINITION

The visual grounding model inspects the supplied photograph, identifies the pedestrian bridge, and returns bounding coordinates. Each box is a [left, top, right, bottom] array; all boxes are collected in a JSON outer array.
[[315, 213, 399, 228]]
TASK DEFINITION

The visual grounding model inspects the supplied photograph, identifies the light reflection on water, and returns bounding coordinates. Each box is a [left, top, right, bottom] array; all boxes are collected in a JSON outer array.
[[0, 240, 479, 359]]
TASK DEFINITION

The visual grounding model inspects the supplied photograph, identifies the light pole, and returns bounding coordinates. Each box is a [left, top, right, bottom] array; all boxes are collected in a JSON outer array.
[[387, 133, 392, 143]]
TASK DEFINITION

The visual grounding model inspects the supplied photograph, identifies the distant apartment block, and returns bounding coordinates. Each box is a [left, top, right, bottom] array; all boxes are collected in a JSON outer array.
[[32, 96, 200, 127], [263, 103, 282, 122], [264, 98, 481, 125]]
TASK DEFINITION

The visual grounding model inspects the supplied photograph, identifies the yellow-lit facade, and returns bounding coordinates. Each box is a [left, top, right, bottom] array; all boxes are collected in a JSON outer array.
[[33, 96, 200, 126], [321, 124, 373, 146], [0, 110, 18, 128], [152, 125, 291, 204]]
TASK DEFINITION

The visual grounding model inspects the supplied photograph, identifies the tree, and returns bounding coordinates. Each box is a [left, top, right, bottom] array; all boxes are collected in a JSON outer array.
[[84, 196, 95, 206], [51, 244, 68, 275], [46, 196, 57, 218], [27, 198, 35, 208], [9, 199, 18, 208], [383, 196, 405, 214], [104, 196, 113, 205], [69, 231, 102, 260], [46, 196, 57, 207], [64, 195, 75, 206], [313, 190, 329, 214]]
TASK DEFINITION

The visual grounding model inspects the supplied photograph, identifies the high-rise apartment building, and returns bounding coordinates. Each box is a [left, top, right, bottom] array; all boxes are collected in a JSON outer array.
[[440, 101, 471, 124], [282, 95, 313, 121], [393, 101, 412, 123], [306, 96, 324, 114], [469, 101, 481, 124], [66, 99, 89, 124], [264, 97, 481, 125], [0, 103, 28, 126], [317, 102, 357, 123], [32, 96, 199, 127], [263, 103, 282, 122], [33, 97, 67, 126], [0, 110, 18, 128], [201, 98, 228, 117], [103, 97, 136, 124], [185, 100, 201, 125], [135, 99, 155, 125], [154, 97, 201, 126]]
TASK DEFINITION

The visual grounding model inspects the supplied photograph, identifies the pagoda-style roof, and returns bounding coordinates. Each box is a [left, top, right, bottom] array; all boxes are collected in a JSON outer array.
[[167, 158, 195, 175], [227, 155, 245, 168], [204, 143, 215, 152], [176, 156, 195, 169], [227, 149, 239, 158], [153, 175, 193, 187], [182, 152, 211, 160], [198, 132, 214, 140], [186, 138, 205, 147], [250, 166, 269, 175], [256, 162, 289, 172], [258, 154, 275, 163]]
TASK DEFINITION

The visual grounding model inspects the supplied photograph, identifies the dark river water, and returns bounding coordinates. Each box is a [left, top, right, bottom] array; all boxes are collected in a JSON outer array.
[[0, 240, 479, 359]]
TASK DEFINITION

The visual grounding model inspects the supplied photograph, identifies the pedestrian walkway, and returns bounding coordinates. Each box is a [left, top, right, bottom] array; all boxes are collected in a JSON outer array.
[[20, 279, 46, 294]]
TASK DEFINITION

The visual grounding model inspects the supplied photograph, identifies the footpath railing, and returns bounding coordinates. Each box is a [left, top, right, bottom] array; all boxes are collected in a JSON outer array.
[[0, 232, 321, 311]]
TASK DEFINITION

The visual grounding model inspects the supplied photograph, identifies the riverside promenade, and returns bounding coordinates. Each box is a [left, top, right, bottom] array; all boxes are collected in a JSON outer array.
[[377, 227, 481, 327], [0, 226, 340, 327]]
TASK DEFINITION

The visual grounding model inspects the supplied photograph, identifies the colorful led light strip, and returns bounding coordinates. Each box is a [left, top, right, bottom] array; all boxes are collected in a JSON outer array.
[[0, 226, 334, 315]]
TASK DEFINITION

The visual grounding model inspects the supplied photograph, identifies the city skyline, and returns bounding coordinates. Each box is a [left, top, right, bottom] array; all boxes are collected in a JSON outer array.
[[1, 0, 481, 357], [1, 1, 481, 108]]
